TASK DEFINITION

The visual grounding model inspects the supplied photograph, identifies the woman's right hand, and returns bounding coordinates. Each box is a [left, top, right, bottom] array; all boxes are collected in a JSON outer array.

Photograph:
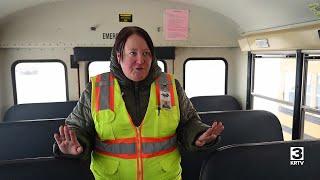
[[54, 125, 83, 155]]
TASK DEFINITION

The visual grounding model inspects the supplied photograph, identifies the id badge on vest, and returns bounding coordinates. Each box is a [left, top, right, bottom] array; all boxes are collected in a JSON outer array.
[[160, 90, 172, 109]]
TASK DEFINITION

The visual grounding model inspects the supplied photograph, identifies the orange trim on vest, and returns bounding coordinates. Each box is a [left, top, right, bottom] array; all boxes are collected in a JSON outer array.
[[109, 73, 115, 111], [136, 127, 143, 180], [155, 79, 160, 107], [136, 157, 139, 180], [95, 74, 102, 111], [167, 74, 175, 106], [141, 134, 176, 143]]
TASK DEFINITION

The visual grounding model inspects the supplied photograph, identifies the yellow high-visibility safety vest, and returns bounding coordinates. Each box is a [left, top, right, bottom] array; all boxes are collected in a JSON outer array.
[[90, 72, 181, 180]]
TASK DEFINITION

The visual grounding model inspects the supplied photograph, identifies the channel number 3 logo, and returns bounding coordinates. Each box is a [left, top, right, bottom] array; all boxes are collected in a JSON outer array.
[[290, 147, 304, 161]]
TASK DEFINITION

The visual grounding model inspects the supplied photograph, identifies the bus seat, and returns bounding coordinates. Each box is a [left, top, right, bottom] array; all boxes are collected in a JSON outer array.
[[0, 119, 64, 160], [3, 101, 77, 122], [0, 157, 94, 180], [199, 110, 283, 145], [181, 110, 283, 180], [190, 95, 242, 112], [200, 140, 320, 180]]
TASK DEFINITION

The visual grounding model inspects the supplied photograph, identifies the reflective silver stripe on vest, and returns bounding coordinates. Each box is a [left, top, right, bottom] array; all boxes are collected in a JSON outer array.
[[95, 73, 113, 110], [142, 135, 177, 154], [95, 135, 176, 155], [95, 139, 136, 154]]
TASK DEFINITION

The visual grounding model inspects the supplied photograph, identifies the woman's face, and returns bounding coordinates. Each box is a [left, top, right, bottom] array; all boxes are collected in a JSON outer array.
[[117, 34, 152, 82]]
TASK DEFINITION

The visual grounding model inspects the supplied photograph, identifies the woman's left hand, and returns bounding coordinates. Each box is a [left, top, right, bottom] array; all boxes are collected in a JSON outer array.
[[195, 121, 224, 147]]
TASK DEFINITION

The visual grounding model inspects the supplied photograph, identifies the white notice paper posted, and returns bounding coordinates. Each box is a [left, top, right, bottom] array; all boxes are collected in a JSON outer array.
[[164, 9, 189, 40]]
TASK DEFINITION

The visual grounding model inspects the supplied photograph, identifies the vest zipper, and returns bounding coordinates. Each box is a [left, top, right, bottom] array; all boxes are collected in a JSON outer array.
[[136, 127, 143, 180]]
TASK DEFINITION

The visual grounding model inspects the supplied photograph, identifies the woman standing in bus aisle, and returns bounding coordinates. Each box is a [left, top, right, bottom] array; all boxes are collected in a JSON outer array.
[[53, 26, 224, 180]]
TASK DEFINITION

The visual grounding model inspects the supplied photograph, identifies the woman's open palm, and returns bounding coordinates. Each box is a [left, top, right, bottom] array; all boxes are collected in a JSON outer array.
[[195, 121, 224, 147], [54, 125, 83, 155]]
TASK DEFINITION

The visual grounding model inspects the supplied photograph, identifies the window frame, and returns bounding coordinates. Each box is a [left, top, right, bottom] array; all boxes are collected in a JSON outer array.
[[248, 52, 320, 140], [11, 59, 69, 104], [303, 58, 320, 112], [183, 57, 228, 95], [250, 54, 297, 105], [248, 53, 298, 140], [301, 56, 320, 139]]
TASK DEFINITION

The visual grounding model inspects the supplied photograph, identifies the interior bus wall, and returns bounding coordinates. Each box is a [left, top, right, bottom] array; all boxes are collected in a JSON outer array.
[[0, 48, 79, 121], [0, 0, 243, 120], [0, 0, 240, 47], [0, 46, 248, 121], [174, 47, 247, 109]]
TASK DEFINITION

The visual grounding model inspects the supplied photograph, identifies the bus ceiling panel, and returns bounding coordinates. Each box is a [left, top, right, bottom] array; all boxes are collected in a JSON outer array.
[[0, 0, 318, 35]]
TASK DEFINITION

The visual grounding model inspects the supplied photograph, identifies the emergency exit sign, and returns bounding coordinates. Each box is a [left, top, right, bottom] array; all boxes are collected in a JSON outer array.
[[119, 14, 132, 22]]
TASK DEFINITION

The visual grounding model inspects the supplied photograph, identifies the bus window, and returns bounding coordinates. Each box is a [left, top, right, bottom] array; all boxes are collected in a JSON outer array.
[[88, 60, 166, 79], [305, 74, 312, 107], [184, 58, 227, 98], [157, 60, 166, 72], [303, 60, 320, 139], [88, 61, 111, 79], [252, 56, 296, 140], [13, 60, 68, 104]]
